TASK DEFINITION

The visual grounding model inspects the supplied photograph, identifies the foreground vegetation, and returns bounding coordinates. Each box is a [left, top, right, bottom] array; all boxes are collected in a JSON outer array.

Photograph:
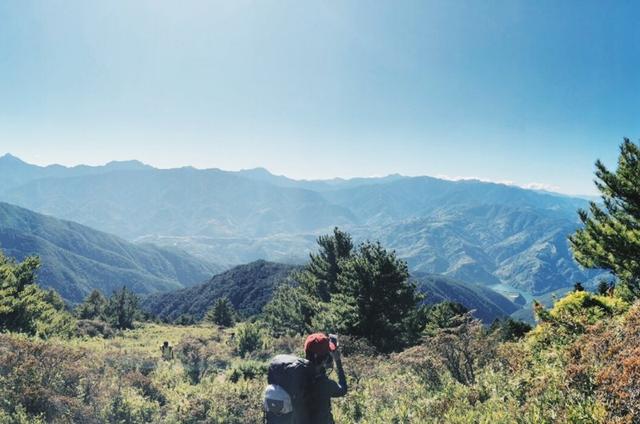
[[1, 138, 639, 423], [0, 290, 638, 423]]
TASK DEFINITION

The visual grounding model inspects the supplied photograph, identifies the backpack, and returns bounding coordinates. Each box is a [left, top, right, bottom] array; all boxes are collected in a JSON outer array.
[[263, 354, 312, 424]]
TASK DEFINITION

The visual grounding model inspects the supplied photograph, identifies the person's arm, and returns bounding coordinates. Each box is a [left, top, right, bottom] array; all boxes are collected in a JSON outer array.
[[328, 350, 347, 397]]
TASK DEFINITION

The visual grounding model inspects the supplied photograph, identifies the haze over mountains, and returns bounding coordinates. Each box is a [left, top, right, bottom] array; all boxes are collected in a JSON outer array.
[[0, 153, 604, 300], [0, 201, 220, 303]]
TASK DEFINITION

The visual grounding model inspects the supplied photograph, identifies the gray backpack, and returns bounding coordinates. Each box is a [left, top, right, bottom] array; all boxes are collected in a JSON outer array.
[[263, 354, 312, 424]]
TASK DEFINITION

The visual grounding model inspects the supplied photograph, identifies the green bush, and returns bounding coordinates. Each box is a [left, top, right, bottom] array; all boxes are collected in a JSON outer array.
[[76, 319, 115, 339], [235, 322, 264, 358], [176, 336, 213, 384], [227, 360, 267, 383]]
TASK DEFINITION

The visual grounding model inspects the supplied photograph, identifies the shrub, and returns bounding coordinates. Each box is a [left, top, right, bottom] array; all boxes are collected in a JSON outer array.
[[0, 334, 97, 422], [102, 351, 157, 377], [122, 371, 166, 406], [394, 345, 443, 389], [103, 388, 159, 424], [227, 360, 267, 383], [76, 319, 115, 339], [424, 312, 492, 385], [176, 336, 218, 384], [550, 291, 628, 328], [567, 302, 640, 423], [235, 322, 264, 358]]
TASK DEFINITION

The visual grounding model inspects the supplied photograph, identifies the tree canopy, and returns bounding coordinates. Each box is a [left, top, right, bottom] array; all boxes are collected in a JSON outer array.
[[264, 228, 424, 352], [204, 297, 235, 327], [105, 286, 140, 330], [76, 289, 108, 320], [0, 251, 75, 337], [570, 138, 640, 298]]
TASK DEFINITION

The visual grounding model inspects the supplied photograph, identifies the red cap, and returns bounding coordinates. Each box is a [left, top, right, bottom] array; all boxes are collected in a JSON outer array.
[[304, 333, 336, 356]]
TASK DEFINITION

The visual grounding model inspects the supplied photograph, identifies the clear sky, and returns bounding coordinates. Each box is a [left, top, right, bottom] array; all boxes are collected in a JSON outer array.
[[1, 1, 639, 195]]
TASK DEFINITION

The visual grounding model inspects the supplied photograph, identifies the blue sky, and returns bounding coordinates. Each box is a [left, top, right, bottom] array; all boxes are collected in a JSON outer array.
[[0, 1, 638, 195]]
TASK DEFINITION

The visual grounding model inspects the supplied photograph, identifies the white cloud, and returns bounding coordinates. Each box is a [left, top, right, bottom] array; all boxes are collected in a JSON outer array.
[[520, 182, 562, 192], [434, 174, 561, 193]]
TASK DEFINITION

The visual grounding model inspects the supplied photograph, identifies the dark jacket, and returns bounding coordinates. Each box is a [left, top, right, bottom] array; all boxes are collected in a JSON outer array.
[[306, 359, 348, 424]]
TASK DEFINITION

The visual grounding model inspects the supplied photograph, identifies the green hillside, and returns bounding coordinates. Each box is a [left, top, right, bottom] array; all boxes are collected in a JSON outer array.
[[141, 260, 298, 321], [0, 202, 220, 303], [413, 273, 519, 323], [143, 260, 519, 325], [365, 204, 607, 294]]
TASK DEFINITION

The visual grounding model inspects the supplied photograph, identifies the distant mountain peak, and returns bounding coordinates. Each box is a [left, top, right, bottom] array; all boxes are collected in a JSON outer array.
[[0, 153, 27, 164], [103, 159, 151, 170], [239, 167, 273, 175]]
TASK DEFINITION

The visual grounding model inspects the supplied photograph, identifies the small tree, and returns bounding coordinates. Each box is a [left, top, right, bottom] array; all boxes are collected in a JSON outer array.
[[263, 284, 317, 336], [105, 286, 139, 330], [174, 314, 195, 326], [490, 317, 532, 342], [176, 336, 213, 384], [569, 138, 640, 298], [204, 297, 235, 327], [76, 289, 107, 320], [336, 241, 425, 353], [235, 322, 263, 358], [263, 230, 425, 352], [299, 227, 354, 302], [427, 312, 491, 385], [423, 301, 469, 336], [0, 252, 75, 337]]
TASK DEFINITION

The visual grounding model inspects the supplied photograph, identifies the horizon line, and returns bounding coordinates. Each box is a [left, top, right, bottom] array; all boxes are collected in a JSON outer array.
[[1, 152, 599, 198]]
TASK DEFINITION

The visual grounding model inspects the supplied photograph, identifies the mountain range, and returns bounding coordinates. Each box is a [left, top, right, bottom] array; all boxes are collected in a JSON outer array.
[[0, 153, 604, 298], [0, 201, 220, 303]]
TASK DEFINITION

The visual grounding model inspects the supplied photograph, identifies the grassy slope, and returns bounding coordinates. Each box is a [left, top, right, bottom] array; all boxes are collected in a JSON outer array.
[[2, 299, 627, 423]]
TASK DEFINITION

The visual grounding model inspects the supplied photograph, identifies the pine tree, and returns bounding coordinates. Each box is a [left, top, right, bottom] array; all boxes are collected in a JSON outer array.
[[76, 289, 107, 320], [105, 286, 139, 330], [569, 138, 640, 298], [263, 284, 317, 336], [301, 227, 353, 301], [335, 241, 425, 352], [263, 229, 425, 351], [204, 297, 235, 327], [0, 251, 75, 337]]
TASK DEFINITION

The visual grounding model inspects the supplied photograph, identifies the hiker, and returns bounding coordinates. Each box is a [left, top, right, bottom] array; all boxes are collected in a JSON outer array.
[[304, 333, 347, 424], [263, 332, 347, 424], [161, 341, 173, 360]]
